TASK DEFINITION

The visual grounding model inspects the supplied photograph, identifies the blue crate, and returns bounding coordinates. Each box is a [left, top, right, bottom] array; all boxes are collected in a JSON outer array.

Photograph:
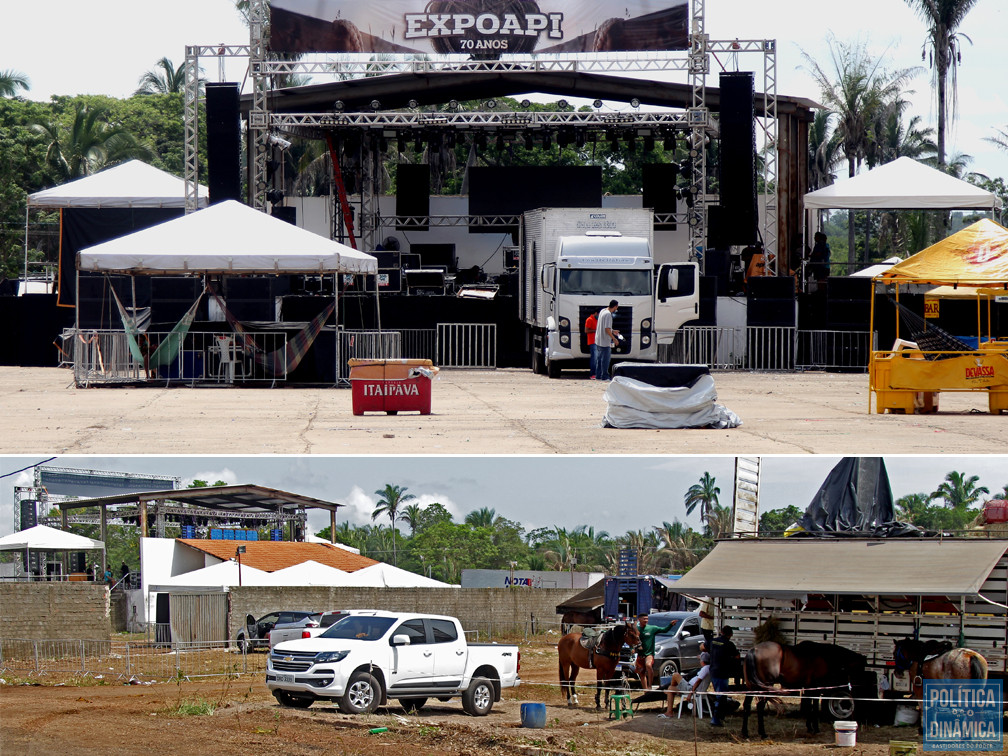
[[210, 528, 223, 540]]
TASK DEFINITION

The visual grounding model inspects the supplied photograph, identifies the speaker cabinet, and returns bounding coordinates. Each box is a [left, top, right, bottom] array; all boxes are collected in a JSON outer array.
[[205, 83, 241, 204], [642, 163, 678, 230], [718, 71, 757, 245], [396, 163, 430, 229], [747, 276, 796, 327], [271, 205, 297, 225]]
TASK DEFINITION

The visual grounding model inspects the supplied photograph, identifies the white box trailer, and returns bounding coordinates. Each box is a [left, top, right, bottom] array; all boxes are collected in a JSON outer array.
[[519, 207, 699, 377]]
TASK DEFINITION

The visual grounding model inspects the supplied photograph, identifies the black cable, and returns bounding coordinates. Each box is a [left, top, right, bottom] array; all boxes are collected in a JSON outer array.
[[1, 457, 58, 480]]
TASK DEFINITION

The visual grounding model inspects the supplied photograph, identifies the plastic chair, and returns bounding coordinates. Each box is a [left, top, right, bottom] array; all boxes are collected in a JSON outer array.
[[213, 335, 245, 383], [678, 676, 711, 719], [608, 693, 634, 720]]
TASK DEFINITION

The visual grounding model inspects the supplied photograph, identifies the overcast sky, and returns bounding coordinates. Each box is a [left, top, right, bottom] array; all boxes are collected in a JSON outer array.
[[3, 1, 1006, 181], [2, 455, 1005, 539]]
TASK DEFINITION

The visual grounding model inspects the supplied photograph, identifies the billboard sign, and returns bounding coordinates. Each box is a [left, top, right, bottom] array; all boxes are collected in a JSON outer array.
[[269, 0, 690, 56], [923, 679, 1002, 751]]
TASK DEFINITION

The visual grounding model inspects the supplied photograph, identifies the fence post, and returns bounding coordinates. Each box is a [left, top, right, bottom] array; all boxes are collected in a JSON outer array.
[[81, 640, 85, 673], [33, 641, 39, 674], [126, 642, 131, 679]]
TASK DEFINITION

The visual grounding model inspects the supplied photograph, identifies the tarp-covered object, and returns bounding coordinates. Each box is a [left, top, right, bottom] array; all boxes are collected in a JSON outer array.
[[28, 160, 208, 209], [804, 157, 1002, 211], [603, 364, 742, 429], [797, 457, 896, 533], [877, 218, 1008, 287], [0, 524, 105, 552], [78, 200, 377, 275]]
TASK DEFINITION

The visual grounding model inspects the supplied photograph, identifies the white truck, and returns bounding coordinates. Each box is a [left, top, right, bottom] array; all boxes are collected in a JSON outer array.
[[520, 207, 700, 377], [266, 610, 520, 716]]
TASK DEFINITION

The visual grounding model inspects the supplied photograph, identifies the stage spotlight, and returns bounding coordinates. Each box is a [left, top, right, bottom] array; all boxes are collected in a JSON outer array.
[[558, 99, 569, 110], [524, 132, 534, 150], [444, 130, 456, 147], [663, 134, 676, 151], [630, 98, 641, 108], [266, 188, 284, 205], [475, 133, 487, 151], [486, 99, 497, 109], [593, 99, 603, 109], [397, 135, 406, 153], [575, 131, 586, 148], [642, 135, 655, 152], [676, 187, 695, 208], [370, 99, 381, 111], [542, 133, 552, 149], [414, 134, 424, 151], [333, 100, 345, 112], [268, 134, 292, 150], [625, 133, 636, 149], [408, 99, 419, 109], [449, 99, 459, 111], [679, 162, 692, 180], [520, 99, 531, 108], [607, 130, 619, 149], [557, 131, 570, 148]]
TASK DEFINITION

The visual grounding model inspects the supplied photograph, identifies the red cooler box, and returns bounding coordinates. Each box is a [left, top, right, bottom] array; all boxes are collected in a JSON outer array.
[[348, 359, 437, 415]]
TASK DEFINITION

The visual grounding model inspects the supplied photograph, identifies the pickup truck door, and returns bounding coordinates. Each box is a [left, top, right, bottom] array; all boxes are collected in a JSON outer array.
[[653, 262, 699, 343], [387, 619, 434, 691], [428, 618, 467, 688]]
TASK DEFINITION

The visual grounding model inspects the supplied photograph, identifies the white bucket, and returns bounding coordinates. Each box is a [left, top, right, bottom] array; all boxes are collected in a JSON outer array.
[[834, 720, 858, 747]]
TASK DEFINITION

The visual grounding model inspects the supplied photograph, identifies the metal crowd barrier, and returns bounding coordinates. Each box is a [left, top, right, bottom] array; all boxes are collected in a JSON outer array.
[[437, 323, 497, 368]]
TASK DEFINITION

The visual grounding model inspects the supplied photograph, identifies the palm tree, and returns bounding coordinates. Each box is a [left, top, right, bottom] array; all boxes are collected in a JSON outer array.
[[986, 126, 1008, 153], [398, 502, 424, 536], [684, 472, 720, 533], [372, 483, 416, 565], [654, 520, 705, 572], [31, 102, 154, 180], [808, 109, 843, 191], [904, 0, 977, 171], [465, 507, 498, 529], [135, 57, 189, 95], [896, 493, 930, 524], [707, 504, 735, 541], [0, 69, 30, 97], [930, 471, 989, 510], [802, 36, 917, 270]]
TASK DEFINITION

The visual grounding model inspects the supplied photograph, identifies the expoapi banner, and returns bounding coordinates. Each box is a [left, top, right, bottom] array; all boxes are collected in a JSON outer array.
[[269, 0, 690, 56]]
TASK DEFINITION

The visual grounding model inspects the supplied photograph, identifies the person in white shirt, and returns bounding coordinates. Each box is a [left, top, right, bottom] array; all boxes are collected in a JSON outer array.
[[659, 645, 711, 718]]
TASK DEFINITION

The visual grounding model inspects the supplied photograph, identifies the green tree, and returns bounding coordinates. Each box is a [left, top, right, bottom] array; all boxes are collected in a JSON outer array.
[[0, 69, 30, 97], [758, 504, 804, 535], [895, 493, 930, 524], [684, 472, 720, 533], [986, 126, 1008, 153], [371, 484, 415, 565], [808, 109, 843, 191], [930, 471, 989, 510], [31, 101, 154, 180], [904, 0, 977, 171], [135, 57, 189, 95], [398, 502, 424, 536], [707, 504, 734, 541], [654, 520, 706, 572], [464, 507, 498, 529]]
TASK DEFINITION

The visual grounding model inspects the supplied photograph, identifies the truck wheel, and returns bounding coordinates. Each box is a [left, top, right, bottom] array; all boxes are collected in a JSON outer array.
[[828, 692, 855, 720], [546, 353, 561, 378], [401, 697, 427, 712], [340, 671, 381, 714], [532, 347, 545, 375], [657, 659, 679, 678], [462, 676, 494, 716], [274, 690, 313, 709]]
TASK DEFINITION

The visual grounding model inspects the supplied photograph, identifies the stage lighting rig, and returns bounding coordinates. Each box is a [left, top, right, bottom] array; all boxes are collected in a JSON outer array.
[[557, 99, 569, 110], [448, 99, 459, 111], [675, 187, 695, 208], [642, 134, 655, 152], [267, 134, 292, 150], [485, 99, 497, 109], [593, 99, 603, 109], [630, 98, 641, 108], [408, 99, 419, 109], [520, 99, 532, 108], [266, 189, 285, 205], [333, 100, 345, 112], [370, 99, 381, 111]]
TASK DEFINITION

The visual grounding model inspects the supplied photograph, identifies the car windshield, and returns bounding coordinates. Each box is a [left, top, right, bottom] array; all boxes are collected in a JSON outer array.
[[319, 616, 395, 641], [560, 269, 650, 296]]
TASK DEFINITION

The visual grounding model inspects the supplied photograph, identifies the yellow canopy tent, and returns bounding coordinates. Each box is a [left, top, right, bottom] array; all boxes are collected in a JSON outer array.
[[869, 219, 1008, 415]]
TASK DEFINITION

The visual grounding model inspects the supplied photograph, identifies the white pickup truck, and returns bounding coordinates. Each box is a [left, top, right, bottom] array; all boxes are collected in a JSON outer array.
[[266, 610, 520, 716]]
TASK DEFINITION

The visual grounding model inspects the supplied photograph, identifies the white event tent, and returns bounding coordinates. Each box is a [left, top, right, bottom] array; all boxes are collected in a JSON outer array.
[[804, 157, 1002, 213], [263, 560, 356, 587], [27, 160, 209, 210], [149, 560, 274, 591], [352, 562, 456, 588], [0, 524, 105, 552]]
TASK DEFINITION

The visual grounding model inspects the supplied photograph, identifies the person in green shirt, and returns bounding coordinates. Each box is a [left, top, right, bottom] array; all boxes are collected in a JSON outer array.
[[634, 612, 676, 689]]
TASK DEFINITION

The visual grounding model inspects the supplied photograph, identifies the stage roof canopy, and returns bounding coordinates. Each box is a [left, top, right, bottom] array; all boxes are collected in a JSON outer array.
[[77, 200, 377, 275], [804, 157, 1002, 211], [28, 160, 209, 209], [673, 539, 1008, 599]]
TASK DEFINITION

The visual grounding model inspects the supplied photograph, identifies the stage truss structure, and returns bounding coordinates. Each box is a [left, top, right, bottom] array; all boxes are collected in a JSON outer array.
[[183, 0, 779, 273]]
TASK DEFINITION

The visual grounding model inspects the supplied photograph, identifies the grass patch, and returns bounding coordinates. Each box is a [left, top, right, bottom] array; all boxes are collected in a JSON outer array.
[[175, 697, 216, 716]]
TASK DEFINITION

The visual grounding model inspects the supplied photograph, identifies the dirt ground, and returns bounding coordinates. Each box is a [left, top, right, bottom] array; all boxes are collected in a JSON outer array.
[[0, 641, 968, 756], [1, 366, 1005, 454]]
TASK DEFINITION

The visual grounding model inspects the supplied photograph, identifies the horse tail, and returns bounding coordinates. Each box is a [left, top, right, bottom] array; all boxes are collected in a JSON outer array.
[[970, 652, 988, 681], [743, 649, 763, 690]]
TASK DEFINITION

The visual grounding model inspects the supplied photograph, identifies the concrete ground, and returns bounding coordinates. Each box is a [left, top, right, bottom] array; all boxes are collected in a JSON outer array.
[[1, 366, 1004, 454]]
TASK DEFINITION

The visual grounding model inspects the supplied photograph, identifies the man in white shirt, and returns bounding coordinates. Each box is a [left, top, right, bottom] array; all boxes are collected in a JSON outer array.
[[593, 300, 620, 380], [659, 645, 711, 718]]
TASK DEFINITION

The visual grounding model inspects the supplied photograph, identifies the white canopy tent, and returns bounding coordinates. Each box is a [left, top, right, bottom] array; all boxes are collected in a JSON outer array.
[[77, 200, 376, 275], [262, 560, 356, 587], [804, 157, 1002, 212], [0, 524, 105, 580], [27, 160, 209, 210], [148, 560, 273, 591], [352, 562, 457, 588]]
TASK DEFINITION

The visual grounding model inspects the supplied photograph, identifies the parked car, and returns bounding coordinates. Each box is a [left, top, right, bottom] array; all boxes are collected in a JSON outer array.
[[616, 611, 704, 684], [236, 610, 314, 653], [269, 610, 353, 650]]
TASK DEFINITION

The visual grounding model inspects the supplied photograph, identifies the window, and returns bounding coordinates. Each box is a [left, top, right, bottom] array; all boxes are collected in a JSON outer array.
[[430, 619, 459, 644], [560, 269, 651, 296], [396, 619, 428, 644], [320, 616, 395, 641], [682, 620, 699, 634]]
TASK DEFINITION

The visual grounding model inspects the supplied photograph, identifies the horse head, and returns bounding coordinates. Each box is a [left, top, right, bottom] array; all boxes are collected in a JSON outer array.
[[623, 619, 641, 649], [894, 638, 922, 671]]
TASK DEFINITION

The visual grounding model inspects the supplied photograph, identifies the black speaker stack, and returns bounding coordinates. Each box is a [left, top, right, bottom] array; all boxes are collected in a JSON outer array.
[[641, 163, 678, 230], [826, 276, 872, 330], [746, 276, 796, 327], [396, 163, 430, 229], [205, 83, 241, 205], [714, 71, 758, 246]]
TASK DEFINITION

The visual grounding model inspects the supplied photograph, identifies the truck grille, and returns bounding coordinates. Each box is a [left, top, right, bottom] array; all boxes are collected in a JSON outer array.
[[270, 649, 318, 672]]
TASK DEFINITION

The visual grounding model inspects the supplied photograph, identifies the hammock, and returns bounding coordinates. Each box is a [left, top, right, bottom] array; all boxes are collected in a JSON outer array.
[[209, 288, 335, 376], [110, 284, 205, 370], [889, 297, 973, 360]]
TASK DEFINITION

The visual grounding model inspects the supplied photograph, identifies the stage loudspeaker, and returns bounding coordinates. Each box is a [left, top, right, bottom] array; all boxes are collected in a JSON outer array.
[[396, 163, 430, 229], [718, 71, 757, 246], [706, 204, 729, 249], [205, 83, 241, 204], [271, 205, 297, 225], [747, 276, 796, 327], [642, 163, 678, 230]]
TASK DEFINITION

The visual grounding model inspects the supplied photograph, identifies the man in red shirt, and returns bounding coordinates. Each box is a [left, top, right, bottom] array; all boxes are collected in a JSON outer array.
[[585, 311, 599, 379]]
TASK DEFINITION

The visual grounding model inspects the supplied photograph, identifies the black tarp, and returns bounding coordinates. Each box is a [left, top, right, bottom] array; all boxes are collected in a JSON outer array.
[[798, 457, 897, 533]]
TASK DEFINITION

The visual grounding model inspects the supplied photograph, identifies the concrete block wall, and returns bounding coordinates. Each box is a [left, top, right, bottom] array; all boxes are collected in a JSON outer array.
[[229, 586, 579, 640], [0, 583, 111, 640]]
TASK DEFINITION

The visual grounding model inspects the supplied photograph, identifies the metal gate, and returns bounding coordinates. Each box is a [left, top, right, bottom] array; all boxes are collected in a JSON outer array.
[[437, 323, 496, 368], [168, 592, 228, 649]]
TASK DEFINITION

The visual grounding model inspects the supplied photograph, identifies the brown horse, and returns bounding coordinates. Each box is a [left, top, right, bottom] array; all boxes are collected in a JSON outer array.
[[557, 621, 641, 710], [741, 641, 866, 739], [894, 638, 988, 704]]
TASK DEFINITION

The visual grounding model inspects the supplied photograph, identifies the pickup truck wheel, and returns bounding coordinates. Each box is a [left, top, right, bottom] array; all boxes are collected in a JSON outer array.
[[657, 659, 679, 678], [274, 690, 313, 709], [341, 671, 381, 714], [462, 676, 493, 716], [400, 697, 427, 712]]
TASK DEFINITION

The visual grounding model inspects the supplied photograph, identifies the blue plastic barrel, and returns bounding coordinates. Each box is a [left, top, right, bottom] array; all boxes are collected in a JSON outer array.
[[520, 702, 546, 729]]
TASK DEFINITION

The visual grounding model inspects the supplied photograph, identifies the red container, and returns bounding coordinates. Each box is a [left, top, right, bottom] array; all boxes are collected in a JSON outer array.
[[348, 359, 434, 415], [983, 500, 1008, 524]]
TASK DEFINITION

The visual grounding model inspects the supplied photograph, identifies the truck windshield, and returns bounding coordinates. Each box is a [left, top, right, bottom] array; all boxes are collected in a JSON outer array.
[[560, 269, 651, 296], [319, 616, 395, 641]]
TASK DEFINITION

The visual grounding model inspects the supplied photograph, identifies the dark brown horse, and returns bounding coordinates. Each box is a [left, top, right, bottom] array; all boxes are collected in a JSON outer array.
[[741, 641, 866, 739], [557, 621, 641, 710], [894, 638, 988, 703]]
